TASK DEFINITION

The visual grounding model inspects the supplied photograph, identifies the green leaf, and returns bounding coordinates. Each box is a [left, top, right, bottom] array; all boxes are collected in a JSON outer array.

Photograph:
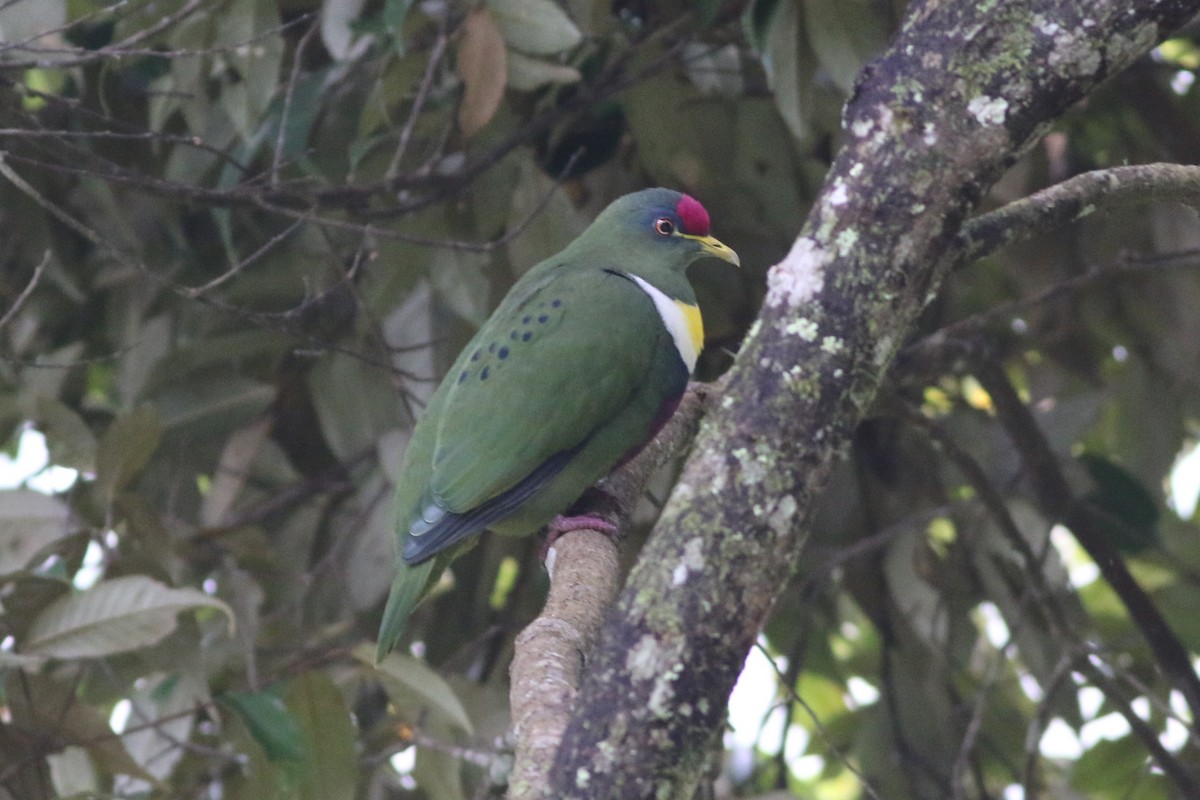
[[0, 489, 72, 576], [503, 159, 588, 275], [1071, 736, 1149, 795], [354, 644, 474, 734], [222, 689, 307, 762], [695, 0, 721, 26], [47, 746, 97, 797], [343, 473, 398, 612], [803, 0, 890, 93], [200, 418, 271, 527], [0, 0, 65, 60], [20, 575, 233, 658], [152, 376, 274, 435], [307, 352, 403, 461], [25, 342, 84, 400], [506, 50, 581, 91], [743, 0, 782, 51], [95, 405, 162, 504], [384, 0, 415, 51], [33, 397, 96, 473], [414, 745, 466, 800], [1078, 452, 1161, 553], [429, 247, 493, 325], [486, 0, 581, 55], [760, 0, 818, 143], [286, 672, 358, 800], [217, 0, 284, 140], [0, 651, 47, 668]]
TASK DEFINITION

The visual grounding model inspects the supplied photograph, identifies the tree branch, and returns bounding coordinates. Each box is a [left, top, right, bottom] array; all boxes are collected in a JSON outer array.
[[956, 163, 1200, 267], [550, 1, 1200, 796], [507, 385, 714, 800]]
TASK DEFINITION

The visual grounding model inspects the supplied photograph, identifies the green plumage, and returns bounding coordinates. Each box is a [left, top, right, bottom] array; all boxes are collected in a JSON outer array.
[[376, 189, 737, 658]]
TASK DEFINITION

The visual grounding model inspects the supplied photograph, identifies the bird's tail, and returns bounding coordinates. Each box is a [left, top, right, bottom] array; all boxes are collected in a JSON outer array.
[[375, 558, 435, 662]]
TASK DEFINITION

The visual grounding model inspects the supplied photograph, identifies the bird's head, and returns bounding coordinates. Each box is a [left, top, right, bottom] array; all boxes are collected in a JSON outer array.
[[576, 188, 740, 274]]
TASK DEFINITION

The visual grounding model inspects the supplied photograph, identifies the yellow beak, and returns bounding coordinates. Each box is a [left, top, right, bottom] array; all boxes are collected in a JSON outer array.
[[683, 233, 740, 266]]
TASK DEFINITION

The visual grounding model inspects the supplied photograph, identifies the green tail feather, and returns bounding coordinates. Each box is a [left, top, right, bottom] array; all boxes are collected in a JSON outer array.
[[375, 558, 436, 662]]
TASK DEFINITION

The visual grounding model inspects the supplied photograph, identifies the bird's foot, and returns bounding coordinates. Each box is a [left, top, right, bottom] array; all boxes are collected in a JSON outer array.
[[540, 513, 619, 568], [551, 513, 619, 536]]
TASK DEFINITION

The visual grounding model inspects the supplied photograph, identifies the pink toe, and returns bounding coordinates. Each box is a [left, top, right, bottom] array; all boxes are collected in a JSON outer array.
[[551, 514, 618, 535]]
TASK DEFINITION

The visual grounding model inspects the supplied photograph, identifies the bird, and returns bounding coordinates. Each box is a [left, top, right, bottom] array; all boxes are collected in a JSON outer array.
[[376, 188, 739, 658]]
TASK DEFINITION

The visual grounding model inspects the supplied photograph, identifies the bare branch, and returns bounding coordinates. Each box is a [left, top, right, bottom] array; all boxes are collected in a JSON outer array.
[[388, 13, 452, 180], [182, 214, 310, 298], [271, 19, 320, 186], [0, 248, 48, 331], [901, 247, 1200, 374], [957, 164, 1200, 268], [508, 385, 714, 800]]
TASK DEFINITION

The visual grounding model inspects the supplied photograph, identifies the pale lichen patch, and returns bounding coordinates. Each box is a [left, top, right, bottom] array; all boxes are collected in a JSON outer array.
[[967, 95, 1008, 126], [767, 495, 798, 535], [1032, 14, 1060, 36], [767, 237, 828, 308], [1107, 21, 1158, 72], [784, 317, 819, 341], [836, 227, 859, 256], [1047, 27, 1102, 75], [672, 537, 705, 585], [648, 660, 683, 717], [828, 181, 850, 206], [627, 635, 662, 681], [732, 446, 768, 485], [874, 334, 896, 366], [648, 671, 676, 714]]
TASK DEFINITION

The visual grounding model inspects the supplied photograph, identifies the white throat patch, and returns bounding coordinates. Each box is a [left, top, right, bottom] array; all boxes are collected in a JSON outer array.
[[628, 274, 701, 373]]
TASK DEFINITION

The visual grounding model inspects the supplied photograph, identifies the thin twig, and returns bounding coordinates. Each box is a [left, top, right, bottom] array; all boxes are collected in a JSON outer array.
[[0, 248, 49, 330], [388, 15, 451, 179], [272, 19, 319, 185], [183, 214, 310, 297], [756, 642, 886, 800]]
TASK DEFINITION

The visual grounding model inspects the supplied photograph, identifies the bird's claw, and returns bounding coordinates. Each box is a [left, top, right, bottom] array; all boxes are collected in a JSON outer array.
[[540, 514, 619, 567]]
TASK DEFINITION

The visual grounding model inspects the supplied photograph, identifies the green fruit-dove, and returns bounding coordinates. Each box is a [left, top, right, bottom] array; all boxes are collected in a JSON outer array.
[[376, 188, 738, 657]]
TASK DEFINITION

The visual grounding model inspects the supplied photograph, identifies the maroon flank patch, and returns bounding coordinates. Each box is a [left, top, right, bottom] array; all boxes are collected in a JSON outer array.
[[675, 194, 710, 236]]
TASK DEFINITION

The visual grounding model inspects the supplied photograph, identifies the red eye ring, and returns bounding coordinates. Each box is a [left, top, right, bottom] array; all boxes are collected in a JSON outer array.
[[654, 217, 675, 236]]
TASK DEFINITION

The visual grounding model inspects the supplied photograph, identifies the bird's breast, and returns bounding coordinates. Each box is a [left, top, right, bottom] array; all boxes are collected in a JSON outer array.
[[626, 274, 704, 373]]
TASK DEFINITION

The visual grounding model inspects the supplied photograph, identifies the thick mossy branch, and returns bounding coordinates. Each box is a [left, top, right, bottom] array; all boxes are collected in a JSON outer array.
[[549, 1, 1200, 797]]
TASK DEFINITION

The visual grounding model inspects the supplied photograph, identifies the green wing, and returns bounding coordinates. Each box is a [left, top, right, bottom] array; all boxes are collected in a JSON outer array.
[[427, 266, 662, 513]]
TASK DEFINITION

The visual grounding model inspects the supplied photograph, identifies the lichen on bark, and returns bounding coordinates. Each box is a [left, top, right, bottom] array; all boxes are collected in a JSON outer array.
[[545, 0, 1200, 798]]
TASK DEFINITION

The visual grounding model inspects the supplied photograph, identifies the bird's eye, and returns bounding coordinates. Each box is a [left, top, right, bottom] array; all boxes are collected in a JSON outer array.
[[654, 218, 675, 236]]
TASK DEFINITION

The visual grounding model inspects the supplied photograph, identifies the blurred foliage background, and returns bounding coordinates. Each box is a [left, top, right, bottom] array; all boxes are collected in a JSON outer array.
[[0, 0, 1199, 798]]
